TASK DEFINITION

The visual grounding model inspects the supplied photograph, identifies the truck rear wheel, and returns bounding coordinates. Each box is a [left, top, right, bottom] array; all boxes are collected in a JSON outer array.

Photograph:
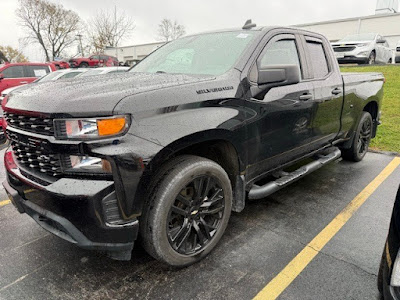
[[341, 112, 373, 162], [140, 155, 232, 267]]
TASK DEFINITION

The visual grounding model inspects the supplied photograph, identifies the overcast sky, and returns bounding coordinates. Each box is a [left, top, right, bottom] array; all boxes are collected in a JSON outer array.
[[2, 0, 380, 61]]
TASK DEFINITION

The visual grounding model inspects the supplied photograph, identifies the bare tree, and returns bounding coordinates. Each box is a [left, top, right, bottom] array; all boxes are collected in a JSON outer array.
[[158, 19, 186, 42], [88, 9, 135, 53], [0, 46, 28, 63], [16, 0, 81, 61]]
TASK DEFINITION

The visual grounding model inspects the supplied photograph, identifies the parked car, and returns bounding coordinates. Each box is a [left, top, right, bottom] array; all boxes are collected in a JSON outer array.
[[395, 41, 400, 63], [379, 185, 400, 299], [50, 60, 70, 69], [331, 33, 393, 64], [0, 62, 56, 94], [0, 68, 88, 102], [77, 66, 129, 77], [69, 55, 119, 68], [2, 24, 384, 267]]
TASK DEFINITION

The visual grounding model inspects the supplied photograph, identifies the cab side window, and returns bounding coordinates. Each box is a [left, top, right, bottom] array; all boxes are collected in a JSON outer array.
[[259, 39, 302, 78], [306, 40, 329, 79], [2, 66, 24, 78], [25, 65, 50, 77]]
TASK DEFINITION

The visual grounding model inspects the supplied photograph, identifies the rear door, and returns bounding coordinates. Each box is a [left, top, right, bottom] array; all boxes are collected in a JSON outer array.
[[0, 65, 29, 94], [302, 35, 344, 145]]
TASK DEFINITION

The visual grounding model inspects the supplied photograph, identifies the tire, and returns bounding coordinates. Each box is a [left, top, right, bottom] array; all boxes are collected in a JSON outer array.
[[378, 250, 385, 294], [140, 155, 232, 267], [388, 58, 393, 64], [79, 62, 89, 68], [368, 51, 376, 65], [341, 112, 373, 162]]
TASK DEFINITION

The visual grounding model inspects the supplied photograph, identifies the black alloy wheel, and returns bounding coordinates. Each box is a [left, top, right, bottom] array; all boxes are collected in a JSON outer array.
[[140, 155, 232, 267], [167, 175, 225, 256], [368, 51, 376, 65], [340, 112, 373, 162], [357, 115, 372, 157]]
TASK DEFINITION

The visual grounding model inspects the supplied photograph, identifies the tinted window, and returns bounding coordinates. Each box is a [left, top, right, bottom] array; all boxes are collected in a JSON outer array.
[[100, 56, 108, 60], [91, 55, 100, 60], [25, 65, 50, 77], [340, 33, 376, 42], [259, 39, 301, 77], [2, 66, 24, 78], [306, 41, 329, 78]]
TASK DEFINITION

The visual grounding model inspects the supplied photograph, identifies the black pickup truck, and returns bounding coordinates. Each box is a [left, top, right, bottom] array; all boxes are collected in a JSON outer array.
[[2, 23, 384, 267]]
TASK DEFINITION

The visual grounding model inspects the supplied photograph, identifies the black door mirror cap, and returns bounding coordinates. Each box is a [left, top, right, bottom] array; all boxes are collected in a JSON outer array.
[[257, 64, 300, 86], [0, 73, 4, 80]]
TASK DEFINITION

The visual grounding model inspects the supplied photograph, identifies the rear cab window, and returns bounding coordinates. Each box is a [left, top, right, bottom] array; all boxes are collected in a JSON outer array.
[[305, 37, 331, 79], [25, 65, 51, 78]]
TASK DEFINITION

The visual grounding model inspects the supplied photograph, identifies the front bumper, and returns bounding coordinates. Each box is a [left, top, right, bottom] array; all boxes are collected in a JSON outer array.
[[3, 148, 140, 260], [337, 56, 369, 64]]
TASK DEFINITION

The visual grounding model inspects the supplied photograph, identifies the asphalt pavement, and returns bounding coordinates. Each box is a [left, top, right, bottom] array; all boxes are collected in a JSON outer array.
[[0, 149, 399, 300]]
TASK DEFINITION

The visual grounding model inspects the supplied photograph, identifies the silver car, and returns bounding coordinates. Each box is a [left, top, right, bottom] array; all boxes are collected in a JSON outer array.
[[331, 33, 393, 65], [396, 41, 400, 63]]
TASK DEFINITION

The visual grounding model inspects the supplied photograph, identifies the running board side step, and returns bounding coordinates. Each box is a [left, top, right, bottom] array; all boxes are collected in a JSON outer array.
[[248, 149, 342, 200]]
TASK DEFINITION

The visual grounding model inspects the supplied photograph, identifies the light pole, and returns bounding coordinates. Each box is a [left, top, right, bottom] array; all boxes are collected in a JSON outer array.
[[76, 34, 84, 57]]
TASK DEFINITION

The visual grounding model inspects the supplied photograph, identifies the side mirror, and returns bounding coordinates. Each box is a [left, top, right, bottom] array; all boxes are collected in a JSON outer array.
[[0, 73, 4, 81], [89, 57, 93, 60], [257, 64, 300, 86]]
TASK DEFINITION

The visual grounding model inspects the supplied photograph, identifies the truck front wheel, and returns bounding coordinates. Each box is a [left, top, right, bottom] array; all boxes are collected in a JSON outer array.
[[341, 112, 373, 162], [140, 155, 232, 267]]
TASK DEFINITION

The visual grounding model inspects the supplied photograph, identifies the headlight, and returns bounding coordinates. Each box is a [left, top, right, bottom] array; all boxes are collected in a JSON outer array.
[[54, 115, 130, 140], [356, 43, 368, 47]]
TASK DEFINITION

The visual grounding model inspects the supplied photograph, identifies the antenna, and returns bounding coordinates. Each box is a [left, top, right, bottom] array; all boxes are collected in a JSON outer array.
[[242, 19, 256, 30]]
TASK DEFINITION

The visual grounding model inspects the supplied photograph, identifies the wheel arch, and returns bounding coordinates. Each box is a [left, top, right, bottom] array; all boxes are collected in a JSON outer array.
[[136, 131, 247, 214]]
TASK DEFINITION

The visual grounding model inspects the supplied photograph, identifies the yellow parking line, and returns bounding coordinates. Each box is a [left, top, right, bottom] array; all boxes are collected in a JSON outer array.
[[0, 199, 11, 207], [253, 157, 400, 300]]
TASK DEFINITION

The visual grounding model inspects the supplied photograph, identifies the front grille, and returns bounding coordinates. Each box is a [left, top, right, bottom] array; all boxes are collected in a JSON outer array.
[[7, 130, 70, 177], [333, 47, 356, 52], [4, 112, 54, 136]]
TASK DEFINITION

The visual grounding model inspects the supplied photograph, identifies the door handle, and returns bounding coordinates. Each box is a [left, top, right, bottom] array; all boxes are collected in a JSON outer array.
[[332, 87, 342, 95], [20, 81, 28, 84], [299, 93, 313, 101]]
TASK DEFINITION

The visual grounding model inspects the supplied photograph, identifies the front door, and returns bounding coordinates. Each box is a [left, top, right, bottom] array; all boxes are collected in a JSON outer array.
[[245, 33, 316, 180]]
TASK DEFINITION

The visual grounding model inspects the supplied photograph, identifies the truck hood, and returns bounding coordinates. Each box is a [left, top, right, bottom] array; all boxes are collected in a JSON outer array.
[[5, 72, 214, 116], [331, 40, 372, 46]]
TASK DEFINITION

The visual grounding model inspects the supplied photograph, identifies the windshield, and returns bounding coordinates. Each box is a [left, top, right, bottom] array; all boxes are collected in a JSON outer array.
[[79, 69, 104, 77], [339, 33, 376, 42], [130, 31, 257, 76], [36, 70, 64, 82]]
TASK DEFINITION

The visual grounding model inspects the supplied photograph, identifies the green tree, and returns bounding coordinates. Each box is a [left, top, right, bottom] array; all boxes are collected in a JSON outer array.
[[0, 46, 28, 63]]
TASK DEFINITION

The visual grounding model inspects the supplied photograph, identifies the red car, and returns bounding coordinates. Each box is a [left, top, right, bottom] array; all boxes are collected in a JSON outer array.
[[69, 54, 118, 68], [0, 62, 56, 94], [50, 61, 70, 69]]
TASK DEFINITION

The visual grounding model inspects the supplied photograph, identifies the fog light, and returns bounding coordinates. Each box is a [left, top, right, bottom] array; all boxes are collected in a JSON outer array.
[[101, 159, 112, 173]]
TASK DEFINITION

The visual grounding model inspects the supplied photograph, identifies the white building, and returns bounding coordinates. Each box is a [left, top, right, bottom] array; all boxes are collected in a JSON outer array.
[[296, 0, 400, 48], [104, 42, 165, 65]]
